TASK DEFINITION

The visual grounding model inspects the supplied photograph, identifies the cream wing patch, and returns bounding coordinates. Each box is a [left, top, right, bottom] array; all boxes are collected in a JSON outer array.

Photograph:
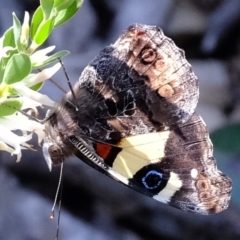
[[153, 172, 182, 203], [112, 131, 170, 178]]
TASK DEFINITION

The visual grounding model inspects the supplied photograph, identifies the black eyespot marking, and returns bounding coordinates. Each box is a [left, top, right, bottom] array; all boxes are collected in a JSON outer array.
[[142, 170, 163, 189], [131, 165, 170, 195]]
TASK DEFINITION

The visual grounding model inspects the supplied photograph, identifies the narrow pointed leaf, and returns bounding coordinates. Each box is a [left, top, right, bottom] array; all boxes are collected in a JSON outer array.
[[54, 0, 83, 27], [12, 13, 22, 51], [32, 50, 70, 68], [54, 0, 75, 11], [30, 6, 44, 40], [32, 18, 54, 45], [40, 0, 54, 19]]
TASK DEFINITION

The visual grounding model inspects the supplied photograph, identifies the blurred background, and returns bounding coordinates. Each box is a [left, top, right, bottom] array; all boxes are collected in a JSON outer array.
[[1, 0, 240, 239]]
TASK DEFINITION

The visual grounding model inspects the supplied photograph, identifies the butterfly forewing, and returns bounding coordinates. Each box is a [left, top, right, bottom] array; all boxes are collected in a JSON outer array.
[[43, 24, 232, 214]]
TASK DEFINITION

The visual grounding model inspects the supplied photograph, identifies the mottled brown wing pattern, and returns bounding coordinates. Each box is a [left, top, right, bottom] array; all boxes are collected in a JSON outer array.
[[43, 24, 232, 214], [156, 113, 231, 214], [77, 24, 199, 139]]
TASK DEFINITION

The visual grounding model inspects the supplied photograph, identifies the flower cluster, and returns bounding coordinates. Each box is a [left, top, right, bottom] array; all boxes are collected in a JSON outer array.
[[0, 0, 83, 161], [0, 34, 62, 161]]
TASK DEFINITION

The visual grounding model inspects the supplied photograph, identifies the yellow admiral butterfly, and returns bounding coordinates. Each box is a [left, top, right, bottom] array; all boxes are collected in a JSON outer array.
[[42, 24, 232, 214]]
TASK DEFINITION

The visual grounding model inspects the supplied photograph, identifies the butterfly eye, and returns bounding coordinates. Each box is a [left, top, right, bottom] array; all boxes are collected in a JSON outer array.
[[142, 170, 163, 189], [48, 145, 63, 165], [49, 145, 60, 155]]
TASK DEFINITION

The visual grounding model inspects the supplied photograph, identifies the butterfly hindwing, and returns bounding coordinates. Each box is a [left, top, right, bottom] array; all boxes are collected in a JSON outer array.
[[91, 113, 231, 214]]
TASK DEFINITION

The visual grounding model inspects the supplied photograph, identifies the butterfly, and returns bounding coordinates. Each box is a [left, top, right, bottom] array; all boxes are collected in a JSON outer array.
[[42, 23, 232, 215]]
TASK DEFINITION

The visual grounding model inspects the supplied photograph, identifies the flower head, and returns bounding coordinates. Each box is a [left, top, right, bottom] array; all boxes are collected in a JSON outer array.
[[0, 63, 61, 161]]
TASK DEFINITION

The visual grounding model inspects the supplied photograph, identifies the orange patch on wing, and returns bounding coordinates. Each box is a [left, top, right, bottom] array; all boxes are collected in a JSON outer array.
[[96, 143, 113, 160]]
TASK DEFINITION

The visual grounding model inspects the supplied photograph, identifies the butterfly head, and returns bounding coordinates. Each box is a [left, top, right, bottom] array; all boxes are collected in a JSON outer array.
[[42, 119, 65, 171], [42, 140, 64, 171], [42, 112, 76, 171]]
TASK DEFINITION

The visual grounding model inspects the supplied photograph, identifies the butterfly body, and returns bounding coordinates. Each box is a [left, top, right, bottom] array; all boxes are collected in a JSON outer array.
[[43, 24, 232, 214]]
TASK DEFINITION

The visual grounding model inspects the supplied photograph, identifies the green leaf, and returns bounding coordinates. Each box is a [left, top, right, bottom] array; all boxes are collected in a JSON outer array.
[[0, 98, 22, 117], [1, 27, 18, 67], [40, 0, 54, 19], [30, 6, 44, 40], [32, 18, 54, 45], [12, 13, 22, 51], [0, 64, 4, 84], [1, 49, 19, 70], [3, 53, 32, 84], [30, 81, 44, 91], [54, 0, 75, 11], [32, 50, 70, 68], [211, 123, 240, 155], [54, 0, 83, 27], [3, 27, 16, 48]]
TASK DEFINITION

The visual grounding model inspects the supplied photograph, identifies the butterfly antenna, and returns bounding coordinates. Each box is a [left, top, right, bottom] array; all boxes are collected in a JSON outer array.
[[55, 193, 62, 240], [37, 69, 67, 94], [54, 180, 63, 240], [0, 101, 43, 123], [59, 58, 79, 112], [0, 100, 55, 124], [50, 162, 63, 221]]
